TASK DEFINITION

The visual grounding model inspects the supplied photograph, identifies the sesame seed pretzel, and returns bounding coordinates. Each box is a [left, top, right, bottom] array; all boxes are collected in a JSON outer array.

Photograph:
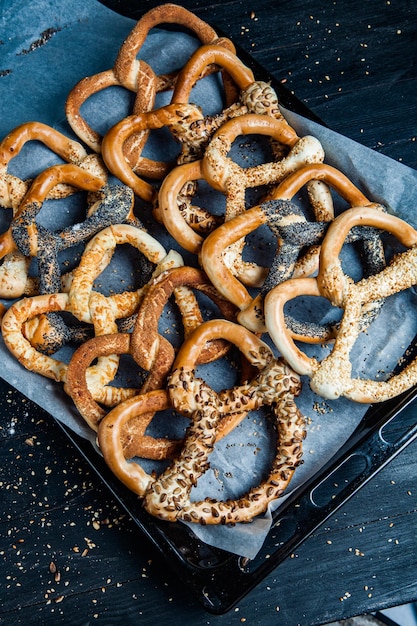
[[200, 163, 386, 333], [65, 265, 239, 433], [265, 208, 417, 403], [200, 113, 325, 286], [101, 103, 205, 204], [67, 225, 234, 407], [143, 319, 305, 524], [67, 222, 176, 325], [156, 45, 301, 239], [171, 43, 300, 161]]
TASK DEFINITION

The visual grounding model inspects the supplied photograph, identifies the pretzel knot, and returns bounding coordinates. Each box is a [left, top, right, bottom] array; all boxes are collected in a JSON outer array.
[[201, 163, 387, 334], [65, 265, 239, 435], [199, 114, 325, 287], [265, 207, 417, 404], [97, 389, 187, 496], [101, 103, 205, 204], [66, 1, 238, 157], [0, 121, 107, 211], [1, 291, 118, 385], [113, 3, 237, 98], [142, 319, 305, 525]]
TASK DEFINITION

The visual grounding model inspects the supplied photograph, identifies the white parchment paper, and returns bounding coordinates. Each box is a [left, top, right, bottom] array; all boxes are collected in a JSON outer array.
[[1, 0, 417, 559]]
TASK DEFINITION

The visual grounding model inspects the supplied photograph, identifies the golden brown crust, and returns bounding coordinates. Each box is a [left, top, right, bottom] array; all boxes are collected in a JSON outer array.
[[143, 319, 304, 524]]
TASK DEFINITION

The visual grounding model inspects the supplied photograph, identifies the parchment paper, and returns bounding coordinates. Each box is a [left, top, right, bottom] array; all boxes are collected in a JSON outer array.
[[1, 0, 417, 559]]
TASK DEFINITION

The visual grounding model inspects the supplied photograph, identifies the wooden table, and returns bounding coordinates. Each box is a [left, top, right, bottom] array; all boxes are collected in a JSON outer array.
[[1, 0, 416, 624]]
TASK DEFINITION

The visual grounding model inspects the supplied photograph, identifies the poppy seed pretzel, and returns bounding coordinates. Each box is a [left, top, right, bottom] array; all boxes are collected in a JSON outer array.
[[200, 163, 386, 334], [0, 163, 106, 301], [143, 319, 305, 525], [265, 208, 417, 403], [9, 173, 138, 354], [10, 166, 135, 286], [200, 114, 325, 287]]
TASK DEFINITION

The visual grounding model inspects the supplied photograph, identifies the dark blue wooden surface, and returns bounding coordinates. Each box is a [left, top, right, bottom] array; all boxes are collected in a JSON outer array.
[[1, 1, 417, 624]]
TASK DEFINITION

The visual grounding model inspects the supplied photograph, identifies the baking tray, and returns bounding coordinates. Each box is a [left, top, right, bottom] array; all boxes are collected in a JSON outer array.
[[2, 1, 417, 614]]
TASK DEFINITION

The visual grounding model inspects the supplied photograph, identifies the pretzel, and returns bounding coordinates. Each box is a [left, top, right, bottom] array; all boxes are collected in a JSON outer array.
[[201, 163, 386, 333], [157, 159, 222, 252], [65, 63, 157, 160], [155, 44, 302, 235], [0, 121, 107, 211], [67, 222, 178, 324], [0, 163, 107, 302], [169, 44, 254, 159], [114, 3, 238, 101], [101, 103, 205, 204], [64, 248, 189, 413], [66, 224, 205, 406], [265, 207, 417, 403], [1, 291, 118, 384], [9, 165, 135, 278], [65, 265, 238, 433], [142, 319, 305, 524], [200, 114, 325, 286], [171, 44, 296, 159], [65, 331, 174, 436], [66, 20, 236, 168], [97, 389, 185, 495]]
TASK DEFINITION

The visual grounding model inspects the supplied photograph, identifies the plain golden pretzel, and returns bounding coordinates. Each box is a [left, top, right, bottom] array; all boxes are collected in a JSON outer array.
[[114, 3, 238, 102], [0, 121, 107, 211], [97, 389, 184, 496]]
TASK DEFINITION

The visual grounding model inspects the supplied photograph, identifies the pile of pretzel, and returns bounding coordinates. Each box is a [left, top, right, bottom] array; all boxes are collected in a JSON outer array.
[[1, 3, 416, 526]]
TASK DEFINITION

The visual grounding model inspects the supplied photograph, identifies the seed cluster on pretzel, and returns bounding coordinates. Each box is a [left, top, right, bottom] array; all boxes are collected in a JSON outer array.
[[98, 319, 306, 525], [264, 208, 417, 403], [2, 2, 413, 531]]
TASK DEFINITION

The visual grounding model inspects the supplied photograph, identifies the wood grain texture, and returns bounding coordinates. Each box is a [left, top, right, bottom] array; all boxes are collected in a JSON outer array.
[[1, 0, 417, 624]]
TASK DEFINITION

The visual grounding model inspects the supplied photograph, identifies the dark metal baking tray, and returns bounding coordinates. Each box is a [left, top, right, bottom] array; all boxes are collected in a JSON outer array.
[[3, 1, 417, 614]]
